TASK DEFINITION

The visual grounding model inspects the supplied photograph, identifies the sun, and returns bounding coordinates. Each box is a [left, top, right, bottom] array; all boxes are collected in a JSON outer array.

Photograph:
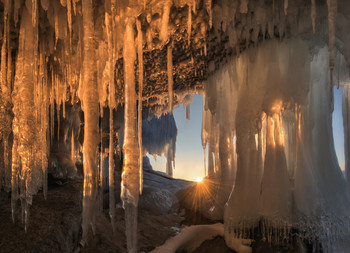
[[195, 177, 203, 183]]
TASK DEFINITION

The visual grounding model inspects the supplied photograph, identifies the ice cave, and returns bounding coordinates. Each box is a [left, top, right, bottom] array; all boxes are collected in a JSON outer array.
[[0, 0, 350, 252]]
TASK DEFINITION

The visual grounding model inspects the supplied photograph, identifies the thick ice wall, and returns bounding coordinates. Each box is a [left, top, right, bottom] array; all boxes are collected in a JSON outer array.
[[212, 39, 350, 250]]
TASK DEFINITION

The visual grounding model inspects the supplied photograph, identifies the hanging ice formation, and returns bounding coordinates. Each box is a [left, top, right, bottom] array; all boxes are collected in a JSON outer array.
[[1, 0, 350, 252], [202, 39, 350, 251], [142, 114, 177, 177]]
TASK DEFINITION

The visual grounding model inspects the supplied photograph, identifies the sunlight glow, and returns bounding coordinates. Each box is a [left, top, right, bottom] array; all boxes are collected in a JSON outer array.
[[195, 177, 203, 183]]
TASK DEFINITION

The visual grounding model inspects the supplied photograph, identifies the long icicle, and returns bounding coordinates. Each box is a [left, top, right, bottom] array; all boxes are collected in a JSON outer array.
[[167, 45, 173, 114], [105, 7, 116, 233], [327, 0, 337, 82], [1, 0, 11, 192], [311, 0, 316, 33], [121, 17, 140, 253], [81, 0, 99, 245], [187, 4, 192, 44], [137, 19, 144, 195]]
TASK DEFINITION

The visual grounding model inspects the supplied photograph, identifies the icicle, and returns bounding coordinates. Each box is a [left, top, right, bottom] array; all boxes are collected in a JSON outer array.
[[160, 0, 171, 43], [11, 138, 19, 223], [187, 4, 192, 44], [327, 0, 337, 79], [204, 146, 207, 176], [206, 0, 212, 28], [39, 47, 49, 200], [105, 9, 116, 232], [32, 0, 37, 27], [99, 125, 104, 211], [11, 6, 39, 231], [167, 45, 173, 114], [67, 0, 72, 34], [284, 0, 288, 16], [240, 0, 248, 14], [50, 83, 54, 145], [81, 0, 99, 245], [311, 0, 316, 33], [137, 19, 144, 195], [121, 18, 140, 253], [1, 0, 12, 192], [57, 102, 60, 143], [186, 104, 190, 120]]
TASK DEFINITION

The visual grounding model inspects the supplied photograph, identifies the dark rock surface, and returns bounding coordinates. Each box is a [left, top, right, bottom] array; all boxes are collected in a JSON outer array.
[[0, 165, 192, 253], [0, 178, 83, 253]]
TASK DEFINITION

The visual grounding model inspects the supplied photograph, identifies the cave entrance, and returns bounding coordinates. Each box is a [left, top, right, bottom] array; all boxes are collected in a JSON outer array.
[[148, 94, 206, 182]]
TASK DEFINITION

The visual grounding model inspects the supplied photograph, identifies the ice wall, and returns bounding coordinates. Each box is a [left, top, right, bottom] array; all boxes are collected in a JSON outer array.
[[203, 39, 350, 251]]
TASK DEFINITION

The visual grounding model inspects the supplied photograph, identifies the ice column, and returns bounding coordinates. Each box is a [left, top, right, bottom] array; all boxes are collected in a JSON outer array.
[[160, 0, 171, 43], [167, 45, 174, 114], [121, 18, 140, 253], [137, 19, 144, 194], [327, 0, 337, 77], [311, 0, 316, 33], [105, 6, 116, 231], [81, 0, 99, 245], [1, 0, 12, 193], [11, 4, 41, 231], [187, 4, 192, 44], [284, 0, 288, 16]]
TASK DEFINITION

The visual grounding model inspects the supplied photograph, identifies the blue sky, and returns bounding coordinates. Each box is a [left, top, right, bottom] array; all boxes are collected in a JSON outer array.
[[148, 94, 205, 181], [148, 88, 345, 180]]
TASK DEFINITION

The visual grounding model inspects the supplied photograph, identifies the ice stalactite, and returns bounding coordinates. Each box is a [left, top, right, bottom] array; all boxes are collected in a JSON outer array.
[[187, 4, 192, 44], [240, 0, 248, 14], [38, 46, 50, 200], [327, 0, 338, 79], [167, 45, 174, 114], [105, 4, 116, 232], [0, 0, 12, 193], [205, 0, 212, 28], [81, 0, 99, 245], [11, 4, 43, 231], [160, 0, 171, 43], [284, 0, 288, 16], [186, 104, 190, 120], [137, 19, 144, 194], [311, 0, 316, 33], [201, 95, 209, 176], [121, 18, 140, 253], [67, 0, 72, 35]]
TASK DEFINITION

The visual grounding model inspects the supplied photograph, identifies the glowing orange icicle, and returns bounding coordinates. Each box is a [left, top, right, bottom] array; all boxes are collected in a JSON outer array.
[[137, 19, 144, 194], [81, 0, 99, 245], [167, 45, 173, 114], [121, 18, 140, 253]]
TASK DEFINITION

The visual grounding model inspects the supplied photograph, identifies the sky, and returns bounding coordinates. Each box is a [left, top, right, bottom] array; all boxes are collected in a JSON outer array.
[[148, 87, 346, 181], [147, 94, 205, 181]]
